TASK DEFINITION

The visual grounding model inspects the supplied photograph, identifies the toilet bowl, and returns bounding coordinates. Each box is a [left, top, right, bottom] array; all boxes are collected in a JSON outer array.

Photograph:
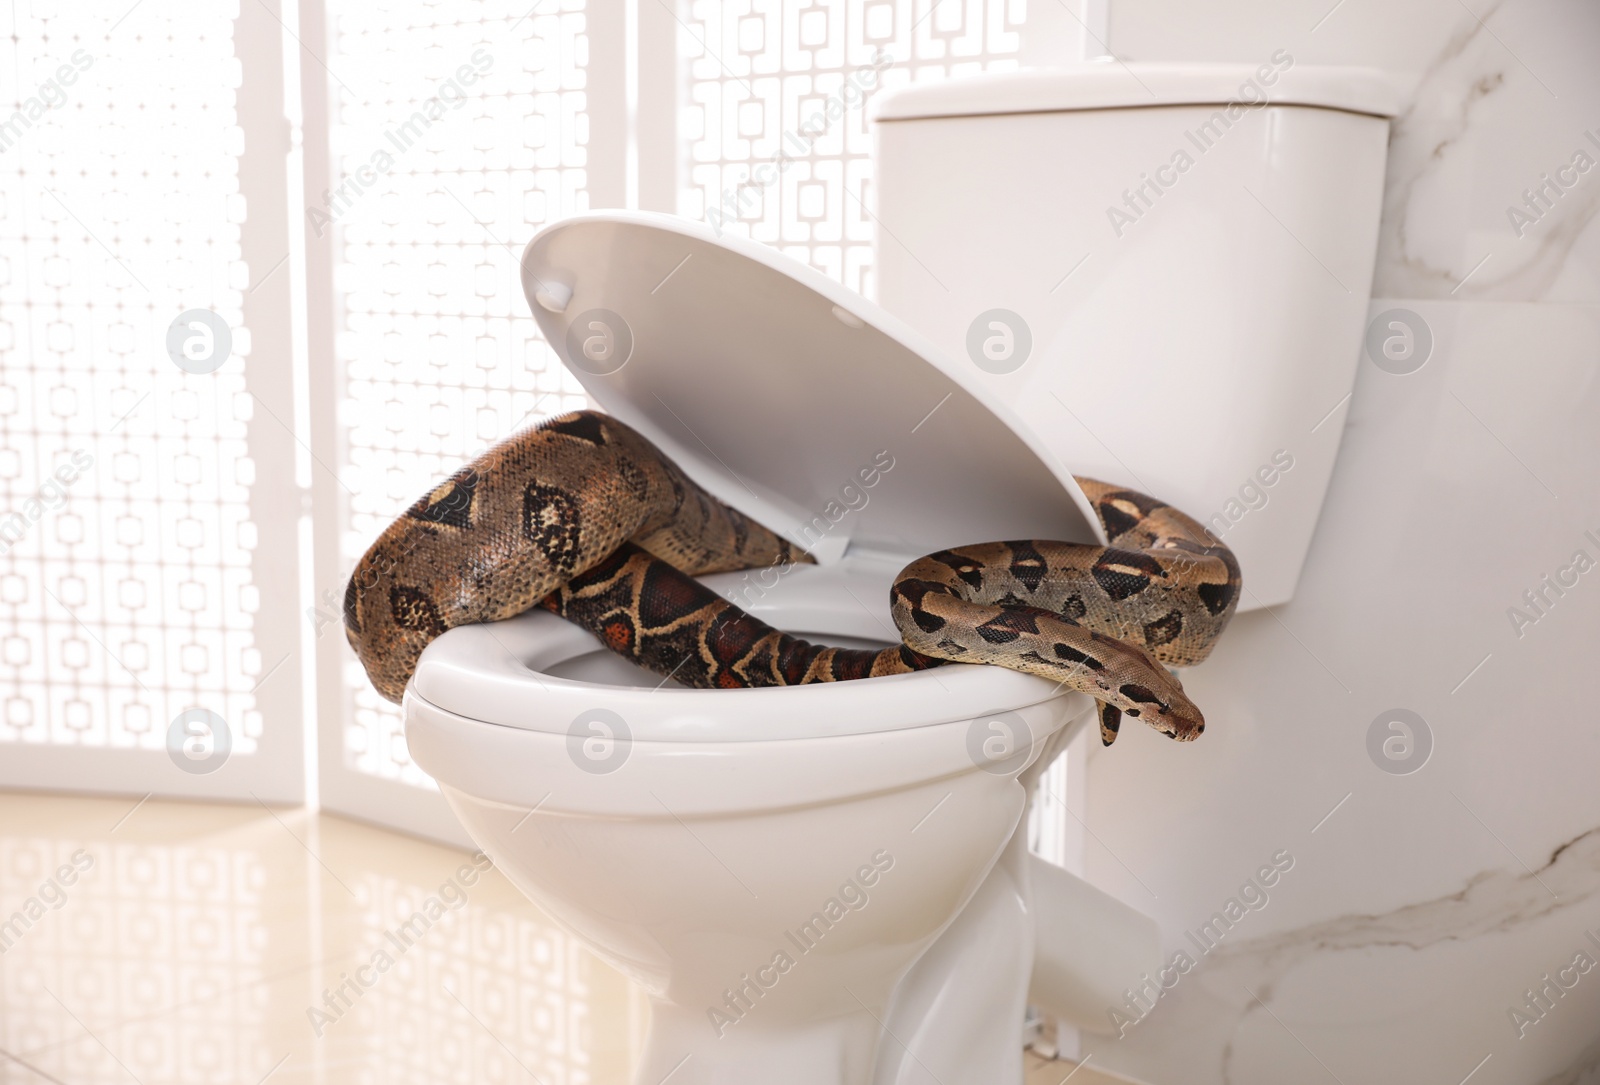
[[403, 211, 1163, 1083], [406, 555, 1089, 1084], [405, 55, 1399, 1070]]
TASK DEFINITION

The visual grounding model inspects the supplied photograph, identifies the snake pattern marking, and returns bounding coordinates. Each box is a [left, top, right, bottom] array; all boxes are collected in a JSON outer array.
[[346, 410, 1241, 745]]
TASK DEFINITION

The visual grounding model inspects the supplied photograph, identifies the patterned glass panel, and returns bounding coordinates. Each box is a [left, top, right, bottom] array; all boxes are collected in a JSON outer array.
[[0, 3, 262, 755], [679, 0, 1027, 295], [325, 1, 590, 788]]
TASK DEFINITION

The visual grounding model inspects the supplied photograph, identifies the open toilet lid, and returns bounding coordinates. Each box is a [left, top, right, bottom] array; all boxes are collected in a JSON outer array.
[[519, 212, 1101, 559]]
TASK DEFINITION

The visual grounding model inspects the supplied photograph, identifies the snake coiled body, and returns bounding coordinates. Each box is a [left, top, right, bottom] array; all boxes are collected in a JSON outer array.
[[346, 410, 1241, 745]]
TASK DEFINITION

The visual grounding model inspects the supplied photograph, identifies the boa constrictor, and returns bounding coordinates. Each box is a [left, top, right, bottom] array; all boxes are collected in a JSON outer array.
[[345, 410, 1241, 745]]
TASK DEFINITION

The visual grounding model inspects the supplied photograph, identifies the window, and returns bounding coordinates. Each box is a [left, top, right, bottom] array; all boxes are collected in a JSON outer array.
[[2, 0, 1059, 844], [679, 0, 1025, 294], [0, 0, 301, 800]]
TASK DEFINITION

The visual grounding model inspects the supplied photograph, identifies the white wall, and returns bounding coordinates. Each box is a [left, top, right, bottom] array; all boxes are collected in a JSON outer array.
[[1077, 4, 1600, 1083], [1110, 0, 1600, 302]]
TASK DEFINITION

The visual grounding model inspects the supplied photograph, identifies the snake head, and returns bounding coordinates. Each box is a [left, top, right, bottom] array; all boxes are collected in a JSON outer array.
[[1114, 679, 1206, 742], [1092, 637, 1206, 742]]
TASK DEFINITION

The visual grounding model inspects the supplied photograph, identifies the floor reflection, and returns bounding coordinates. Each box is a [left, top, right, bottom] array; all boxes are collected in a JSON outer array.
[[0, 792, 1105, 1085], [0, 793, 642, 1084]]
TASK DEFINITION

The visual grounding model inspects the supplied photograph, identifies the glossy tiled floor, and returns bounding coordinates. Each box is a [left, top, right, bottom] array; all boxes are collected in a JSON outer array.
[[0, 793, 1120, 1085]]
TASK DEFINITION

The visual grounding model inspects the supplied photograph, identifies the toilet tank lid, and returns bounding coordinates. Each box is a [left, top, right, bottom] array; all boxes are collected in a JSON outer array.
[[519, 211, 1102, 561], [871, 63, 1405, 122]]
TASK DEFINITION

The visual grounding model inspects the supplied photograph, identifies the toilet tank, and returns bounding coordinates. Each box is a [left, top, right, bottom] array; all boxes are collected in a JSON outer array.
[[871, 65, 1402, 609]]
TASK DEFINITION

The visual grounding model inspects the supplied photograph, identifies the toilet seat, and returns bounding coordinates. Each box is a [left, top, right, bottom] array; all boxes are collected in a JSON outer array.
[[411, 553, 1072, 742], [514, 211, 1102, 556]]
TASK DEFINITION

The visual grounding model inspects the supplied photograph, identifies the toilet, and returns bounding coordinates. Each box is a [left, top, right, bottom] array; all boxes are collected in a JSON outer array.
[[406, 210, 1142, 1085], [403, 62, 1399, 1085]]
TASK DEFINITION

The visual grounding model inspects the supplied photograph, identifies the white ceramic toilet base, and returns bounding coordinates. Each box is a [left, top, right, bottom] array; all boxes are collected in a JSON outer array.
[[871, 824, 1033, 1085], [635, 1005, 884, 1085], [462, 774, 1031, 1085], [408, 693, 1081, 1085], [629, 822, 1037, 1085], [408, 680, 1167, 1085]]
